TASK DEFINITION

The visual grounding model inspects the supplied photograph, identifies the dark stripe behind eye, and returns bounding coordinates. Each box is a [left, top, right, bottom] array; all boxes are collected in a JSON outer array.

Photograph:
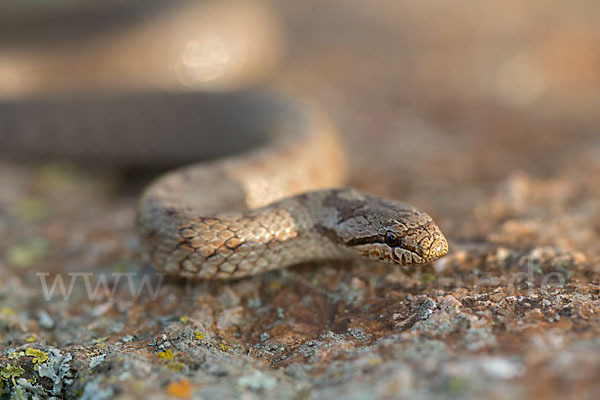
[[345, 235, 383, 247]]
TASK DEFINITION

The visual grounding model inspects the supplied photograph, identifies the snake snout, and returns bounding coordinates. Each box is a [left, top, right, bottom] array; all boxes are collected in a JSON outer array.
[[419, 220, 448, 262], [398, 219, 448, 265]]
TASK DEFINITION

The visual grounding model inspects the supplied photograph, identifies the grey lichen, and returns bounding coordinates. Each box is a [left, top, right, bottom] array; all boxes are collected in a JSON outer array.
[[237, 370, 278, 392], [36, 349, 73, 396]]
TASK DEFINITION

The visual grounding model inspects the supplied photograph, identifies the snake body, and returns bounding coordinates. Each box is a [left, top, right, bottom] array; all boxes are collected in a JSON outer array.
[[0, 90, 448, 279], [135, 93, 448, 279]]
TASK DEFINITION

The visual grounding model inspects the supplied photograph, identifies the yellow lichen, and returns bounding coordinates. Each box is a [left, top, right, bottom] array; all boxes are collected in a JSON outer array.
[[1, 307, 15, 317], [193, 331, 205, 340], [25, 348, 48, 364], [367, 357, 383, 365], [92, 337, 108, 345], [157, 349, 174, 360], [167, 361, 184, 371], [157, 349, 183, 371]]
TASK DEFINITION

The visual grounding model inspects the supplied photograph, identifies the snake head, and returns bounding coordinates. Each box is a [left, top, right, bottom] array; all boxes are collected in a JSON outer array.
[[329, 190, 448, 266]]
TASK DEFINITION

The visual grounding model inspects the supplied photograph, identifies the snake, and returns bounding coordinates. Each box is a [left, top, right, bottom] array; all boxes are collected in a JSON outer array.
[[0, 90, 448, 279], [0, 0, 449, 279]]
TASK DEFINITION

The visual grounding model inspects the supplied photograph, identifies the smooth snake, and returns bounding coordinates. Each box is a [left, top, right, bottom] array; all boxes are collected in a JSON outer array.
[[0, 90, 448, 279]]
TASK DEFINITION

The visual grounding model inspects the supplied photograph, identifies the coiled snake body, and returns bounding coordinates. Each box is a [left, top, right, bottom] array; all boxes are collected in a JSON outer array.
[[1, 90, 448, 279]]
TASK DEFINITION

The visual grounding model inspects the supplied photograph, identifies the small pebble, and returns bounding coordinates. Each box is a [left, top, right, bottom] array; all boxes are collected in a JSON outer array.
[[38, 310, 55, 329]]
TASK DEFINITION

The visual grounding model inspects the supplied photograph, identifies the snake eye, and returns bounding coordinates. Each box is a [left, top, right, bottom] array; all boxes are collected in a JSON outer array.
[[385, 231, 400, 247]]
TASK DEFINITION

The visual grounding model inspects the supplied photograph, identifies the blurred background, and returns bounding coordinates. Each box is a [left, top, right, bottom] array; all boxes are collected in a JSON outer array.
[[1, 1, 600, 399], [2, 0, 599, 200]]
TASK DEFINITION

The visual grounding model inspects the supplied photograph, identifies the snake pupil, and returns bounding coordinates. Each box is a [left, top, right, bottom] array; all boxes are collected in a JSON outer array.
[[385, 231, 399, 247]]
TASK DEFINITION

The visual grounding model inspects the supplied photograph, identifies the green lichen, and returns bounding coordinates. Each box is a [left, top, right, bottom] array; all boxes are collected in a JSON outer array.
[[14, 197, 50, 222], [8, 351, 25, 360], [1, 365, 25, 380], [39, 162, 82, 187], [219, 344, 231, 351], [1, 365, 26, 400], [167, 361, 184, 372], [7, 237, 50, 268]]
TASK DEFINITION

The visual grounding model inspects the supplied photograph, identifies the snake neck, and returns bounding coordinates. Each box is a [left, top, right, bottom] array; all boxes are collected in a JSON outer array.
[[137, 189, 354, 279]]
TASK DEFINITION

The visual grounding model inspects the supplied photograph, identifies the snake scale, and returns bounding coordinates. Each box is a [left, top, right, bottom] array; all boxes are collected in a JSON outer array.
[[0, 90, 448, 279]]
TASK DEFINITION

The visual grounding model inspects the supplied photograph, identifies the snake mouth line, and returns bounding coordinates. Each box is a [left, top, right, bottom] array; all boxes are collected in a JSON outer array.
[[345, 234, 424, 254], [346, 234, 422, 259]]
